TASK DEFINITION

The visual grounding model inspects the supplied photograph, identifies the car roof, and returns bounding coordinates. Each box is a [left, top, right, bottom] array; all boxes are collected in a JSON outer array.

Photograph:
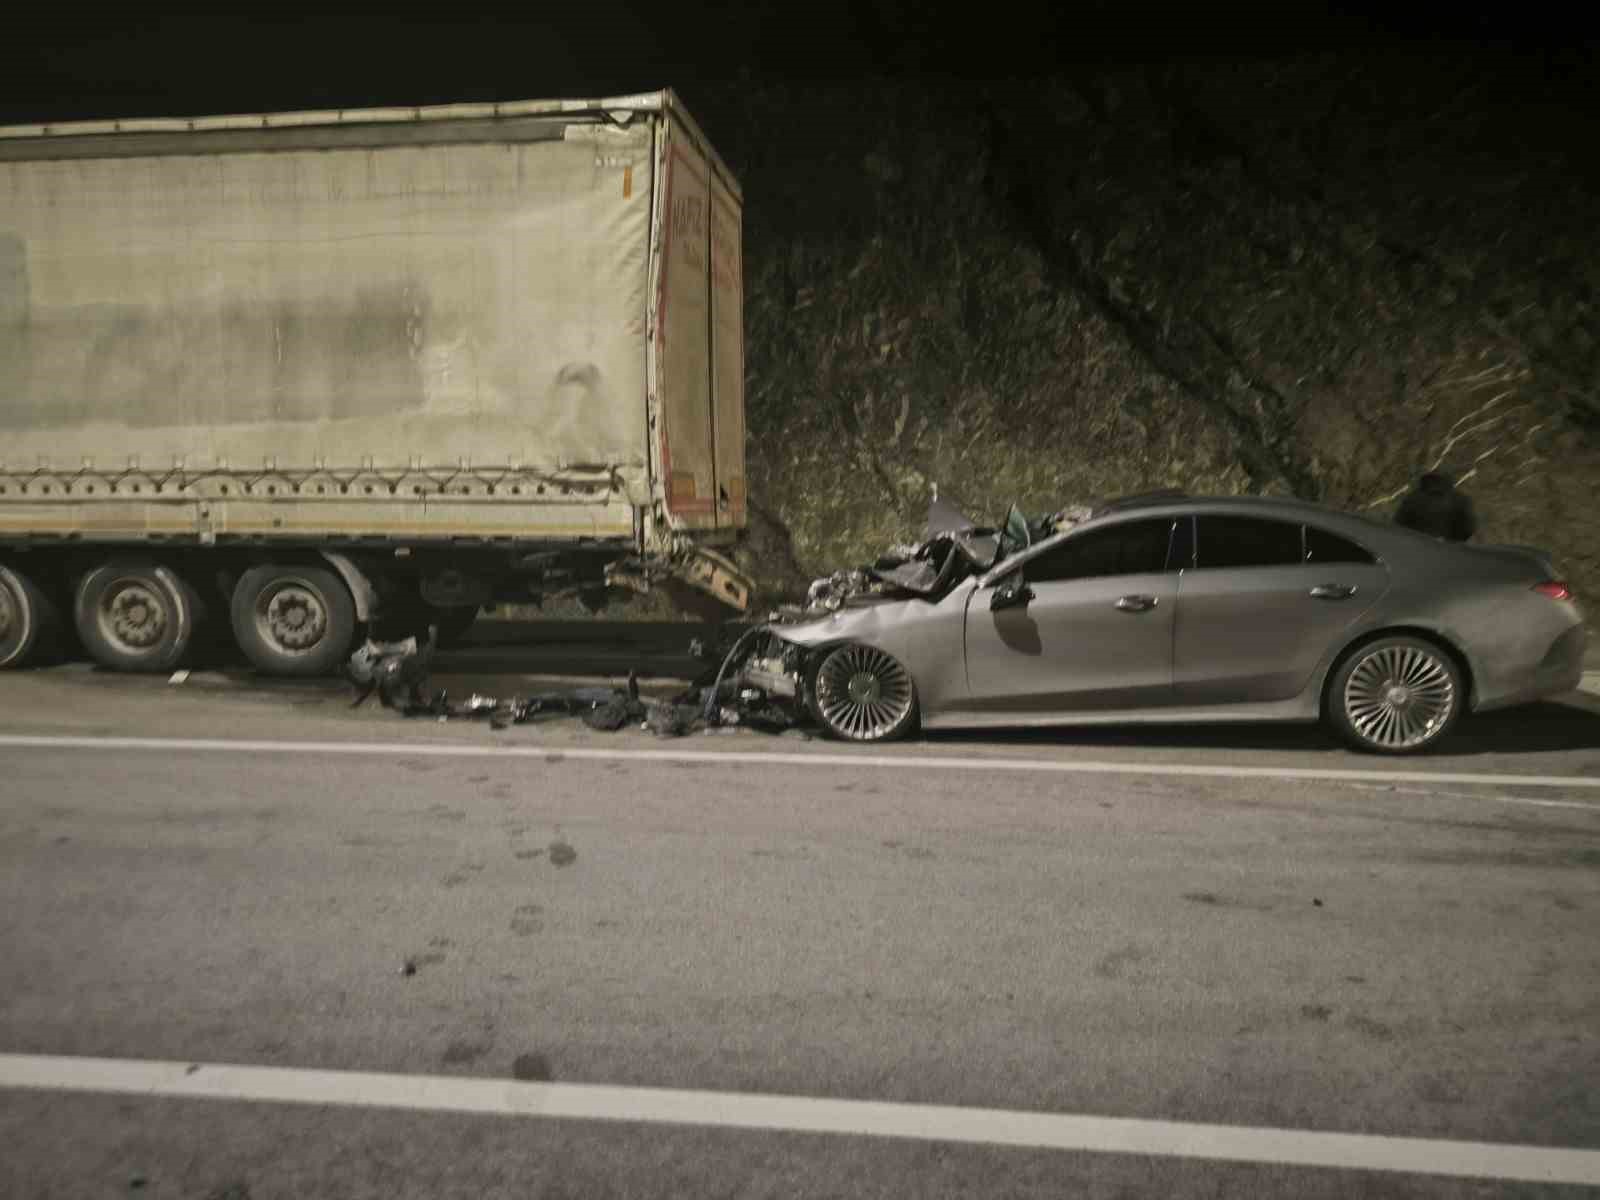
[[1088, 492, 1383, 529]]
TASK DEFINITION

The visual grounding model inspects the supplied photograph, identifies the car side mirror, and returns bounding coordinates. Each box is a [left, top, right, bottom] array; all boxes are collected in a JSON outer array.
[[990, 574, 1034, 611]]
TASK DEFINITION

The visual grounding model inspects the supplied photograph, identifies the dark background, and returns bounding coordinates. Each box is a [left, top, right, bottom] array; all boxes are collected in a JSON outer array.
[[7, 3, 1596, 122]]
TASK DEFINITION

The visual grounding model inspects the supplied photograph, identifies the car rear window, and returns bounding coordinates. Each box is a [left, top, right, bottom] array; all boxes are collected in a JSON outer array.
[[1304, 524, 1376, 564]]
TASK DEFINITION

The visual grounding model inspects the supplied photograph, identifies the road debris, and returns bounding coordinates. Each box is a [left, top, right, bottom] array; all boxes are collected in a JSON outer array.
[[345, 627, 804, 738]]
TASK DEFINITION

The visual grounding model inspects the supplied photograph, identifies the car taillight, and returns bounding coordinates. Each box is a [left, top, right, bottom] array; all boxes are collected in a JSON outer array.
[[1533, 581, 1573, 601]]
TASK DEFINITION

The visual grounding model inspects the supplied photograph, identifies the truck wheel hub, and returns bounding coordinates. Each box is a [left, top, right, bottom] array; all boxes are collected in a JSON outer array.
[[263, 586, 326, 650], [107, 585, 166, 648], [0, 587, 14, 640]]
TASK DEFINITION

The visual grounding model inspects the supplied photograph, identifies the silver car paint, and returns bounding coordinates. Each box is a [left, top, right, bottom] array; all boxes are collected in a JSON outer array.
[[961, 569, 1180, 712], [767, 496, 1585, 730]]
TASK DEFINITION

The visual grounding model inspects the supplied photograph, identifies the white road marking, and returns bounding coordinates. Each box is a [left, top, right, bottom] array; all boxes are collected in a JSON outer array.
[[0, 1054, 1595, 1185], [1, 732, 1598, 794], [1345, 783, 1600, 811]]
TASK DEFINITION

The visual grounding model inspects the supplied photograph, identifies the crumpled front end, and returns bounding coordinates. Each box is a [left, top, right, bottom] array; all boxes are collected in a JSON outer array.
[[724, 493, 1096, 730], [789, 494, 1091, 618]]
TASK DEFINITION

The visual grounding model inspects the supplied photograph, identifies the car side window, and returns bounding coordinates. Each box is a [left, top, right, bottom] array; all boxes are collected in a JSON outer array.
[[1304, 524, 1376, 565], [1027, 518, 1175, 583], [1195, 516, 1302, 569]]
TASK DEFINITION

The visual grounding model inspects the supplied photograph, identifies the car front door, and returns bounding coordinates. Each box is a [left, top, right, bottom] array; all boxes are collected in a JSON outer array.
[[959, 516, 1185, 715], [1173, 515, 1389, 705]]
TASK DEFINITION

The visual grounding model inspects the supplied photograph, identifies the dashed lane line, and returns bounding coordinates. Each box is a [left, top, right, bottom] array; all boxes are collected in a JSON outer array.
[[0, 1054, 1596, 1185], [1, 733, 1598, 794]]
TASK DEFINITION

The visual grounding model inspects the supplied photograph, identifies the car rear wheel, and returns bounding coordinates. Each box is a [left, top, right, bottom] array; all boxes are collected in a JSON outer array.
[[1327, 635, 1463, 754], [806, 643, 919, 742]]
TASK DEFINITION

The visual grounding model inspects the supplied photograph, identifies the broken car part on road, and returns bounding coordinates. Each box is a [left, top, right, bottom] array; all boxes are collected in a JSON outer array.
[[345, 626, 802, 739]]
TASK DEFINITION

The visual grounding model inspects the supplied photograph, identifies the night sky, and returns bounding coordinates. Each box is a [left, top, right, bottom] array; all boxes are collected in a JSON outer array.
[[7, 3, 1595, 126]]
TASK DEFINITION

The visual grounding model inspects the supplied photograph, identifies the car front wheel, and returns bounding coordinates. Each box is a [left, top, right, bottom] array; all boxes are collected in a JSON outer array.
[[806, 643, 919, 743], [1327, 635, 1463, 754]]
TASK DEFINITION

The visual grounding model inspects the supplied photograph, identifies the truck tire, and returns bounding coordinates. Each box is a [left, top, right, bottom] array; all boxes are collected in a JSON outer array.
[[0, 563, 64, 669], [231, 564, 356, 677], [74, 561, 203, 673]]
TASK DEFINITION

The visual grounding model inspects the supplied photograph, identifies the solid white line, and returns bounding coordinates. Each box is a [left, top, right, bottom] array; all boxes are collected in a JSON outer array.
[[1, 732, 1598, 792], [1346, 783, 1600, 813], [0, 1054, 1595, 1184]]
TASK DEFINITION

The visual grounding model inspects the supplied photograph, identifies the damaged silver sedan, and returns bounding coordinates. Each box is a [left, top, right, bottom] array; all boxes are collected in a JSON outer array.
[[737, 492, 1586, 755]]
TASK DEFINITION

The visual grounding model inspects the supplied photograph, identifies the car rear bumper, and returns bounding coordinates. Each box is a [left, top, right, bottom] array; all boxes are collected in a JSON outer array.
[[1474, 621, 1587, 712]]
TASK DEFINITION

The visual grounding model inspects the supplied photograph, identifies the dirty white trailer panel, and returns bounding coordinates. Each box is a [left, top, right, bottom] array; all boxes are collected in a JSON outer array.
[[0, 93, 749, 676], [0, 92, 746, 543]]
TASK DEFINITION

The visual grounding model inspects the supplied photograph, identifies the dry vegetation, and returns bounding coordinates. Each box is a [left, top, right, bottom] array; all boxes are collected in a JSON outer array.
[[684, 51, 1598, 608]]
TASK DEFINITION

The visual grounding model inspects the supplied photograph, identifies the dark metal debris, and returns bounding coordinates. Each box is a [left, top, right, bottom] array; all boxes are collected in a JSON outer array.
[[346, 628, 803, 737]]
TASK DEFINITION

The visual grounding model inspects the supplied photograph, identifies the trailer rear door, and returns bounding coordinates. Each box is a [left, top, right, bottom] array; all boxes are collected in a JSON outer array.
[[654, 121, 717, 530], [709, 171, 746, 529]]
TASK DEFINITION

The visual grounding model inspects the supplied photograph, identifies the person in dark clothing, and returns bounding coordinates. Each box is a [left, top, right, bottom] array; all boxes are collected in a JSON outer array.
[[1395, 471, 1477, 541]]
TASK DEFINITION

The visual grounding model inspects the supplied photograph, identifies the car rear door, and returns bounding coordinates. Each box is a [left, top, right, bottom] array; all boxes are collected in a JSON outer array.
[[960, 516, 1185, 714], [1173, 515, 1389, 704]]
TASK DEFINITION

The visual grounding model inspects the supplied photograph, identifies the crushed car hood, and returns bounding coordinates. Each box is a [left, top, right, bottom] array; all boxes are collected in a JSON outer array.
[[768, 585, 978, 647], [796, 494, 1090, 617]]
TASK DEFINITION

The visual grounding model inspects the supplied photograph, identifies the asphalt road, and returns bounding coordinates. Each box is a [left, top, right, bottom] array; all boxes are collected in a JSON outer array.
[[2, 629, 1599, 1198]]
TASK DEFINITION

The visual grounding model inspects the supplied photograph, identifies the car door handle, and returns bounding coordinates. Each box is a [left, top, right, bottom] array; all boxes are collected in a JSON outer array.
[[1115, 594, 1158, 612], [1309, 583, 1358, 600]]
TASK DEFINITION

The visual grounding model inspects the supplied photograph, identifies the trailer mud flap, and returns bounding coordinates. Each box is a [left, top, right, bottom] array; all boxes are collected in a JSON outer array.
[[667, 543, 752, 612]]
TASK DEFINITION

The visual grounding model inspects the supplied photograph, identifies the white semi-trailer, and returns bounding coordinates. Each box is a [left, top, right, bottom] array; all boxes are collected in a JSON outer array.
[[0, 90, 750, 674]]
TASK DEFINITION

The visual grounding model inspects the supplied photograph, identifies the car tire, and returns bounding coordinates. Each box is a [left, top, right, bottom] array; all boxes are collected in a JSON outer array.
[[1326, 634, 1464, 755], [0, 563, 64, 669], [805, 642, 920, 743], [231, 564, 357, 677], [74, 561, 203, 673]]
